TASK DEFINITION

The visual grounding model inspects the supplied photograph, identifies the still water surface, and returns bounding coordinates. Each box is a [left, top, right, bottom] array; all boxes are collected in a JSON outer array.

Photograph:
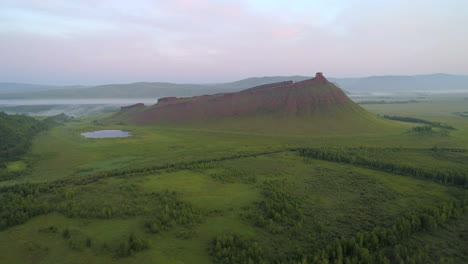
[[81, 130, 131, 138]]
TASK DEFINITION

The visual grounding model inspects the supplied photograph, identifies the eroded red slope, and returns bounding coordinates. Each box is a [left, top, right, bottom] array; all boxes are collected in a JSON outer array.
[[131, 73, 355, 124]]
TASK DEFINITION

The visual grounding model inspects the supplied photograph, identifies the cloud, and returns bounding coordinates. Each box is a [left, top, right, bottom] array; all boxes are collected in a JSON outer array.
[[0, 0, 467, 84]]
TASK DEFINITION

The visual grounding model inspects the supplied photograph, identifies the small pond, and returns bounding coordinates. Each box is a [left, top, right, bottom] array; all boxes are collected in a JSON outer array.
[[81, 130, 131, 138]]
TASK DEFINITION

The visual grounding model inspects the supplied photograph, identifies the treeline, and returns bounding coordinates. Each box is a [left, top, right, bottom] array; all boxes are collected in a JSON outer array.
[[0, 183, 52, 229], [0, 182, 203, 233], [209, 200, 467, 264], [348, 146, 467, 153], [359, 100, 422, 105], [410, 125, 433, 133], [0, 112, 46, 167], [303, 199, 468, 264], [144, 190, 204, 233], [57, 149, 287, 188], [296, 148, 468, 188], [0, 112, 71, 181], [382, 115, 455, 130]]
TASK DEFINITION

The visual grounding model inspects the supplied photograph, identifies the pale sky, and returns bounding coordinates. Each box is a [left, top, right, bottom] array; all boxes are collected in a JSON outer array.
[[1, 0, 467, 85]]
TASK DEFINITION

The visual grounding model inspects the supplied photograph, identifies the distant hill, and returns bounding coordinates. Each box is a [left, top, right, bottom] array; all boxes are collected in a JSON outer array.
[[329, 73, 468, 94], [1, 73, 467, 99], [111, 73, 394, 134], [0, 82, 232, 99], [0, 83, 86, 94], [206, 76, 311, 91], [0, 78, 313, 99]]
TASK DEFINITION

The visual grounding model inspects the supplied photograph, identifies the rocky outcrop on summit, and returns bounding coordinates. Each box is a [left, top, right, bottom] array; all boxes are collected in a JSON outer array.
[[120, 103, 145, 110], [157, 97, 179, 105], [131, 73, 355, 123]]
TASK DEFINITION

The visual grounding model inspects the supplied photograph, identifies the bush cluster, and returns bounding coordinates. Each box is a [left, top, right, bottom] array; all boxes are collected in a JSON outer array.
[[248, 181, 305, 234], [209, 234, 266, 264]]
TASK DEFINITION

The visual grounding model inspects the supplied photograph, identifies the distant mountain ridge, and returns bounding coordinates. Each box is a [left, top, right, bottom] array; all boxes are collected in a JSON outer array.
[[0, 83, 86, 94], [1, 73, 467, 99], [329, 73, 468, 93]]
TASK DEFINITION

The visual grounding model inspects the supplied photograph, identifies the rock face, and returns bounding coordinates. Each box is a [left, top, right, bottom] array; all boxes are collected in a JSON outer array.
[[241, 81, 294, 93], [120, 103, 145, 111], [130, 73, 355, 123], [157, 97, 179, 105]]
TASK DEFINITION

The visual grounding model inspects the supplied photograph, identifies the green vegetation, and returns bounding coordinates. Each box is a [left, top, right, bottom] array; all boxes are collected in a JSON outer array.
[[359, 100, 423, 104], [297, 147, 468, 187], [0, 112, 45, 166], [248, 181, 304, 234], [210, 168, 257, 184], [0, 96, 467, 263], [114, 233, 152, 257], [382, 115, 455, 129], [0, 112, 71, 181], [0, 112, 49, 181], [302, 199, 468, 264], [209, 234, 266, 264]]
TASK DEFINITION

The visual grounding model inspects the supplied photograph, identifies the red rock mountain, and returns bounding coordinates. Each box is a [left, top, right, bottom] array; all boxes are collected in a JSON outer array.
[[116, 73, 391, 134]]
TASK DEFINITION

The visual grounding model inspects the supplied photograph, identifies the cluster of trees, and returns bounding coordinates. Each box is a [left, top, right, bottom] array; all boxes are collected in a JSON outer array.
[[249, 181, 305, 234], [58, 225, 150, 258], [143, 191, 204, 233], [297, 148, 468, 187], [0, 112, 47, 168], [0, 180, 204, 236], [209, 234, 266, 264], [56, 189, 204, 230], [0, 112, 71, 181], [115, 233, 151, 257], [301, 199, 467, 264], [60, 227, 93, 251], [0, 183, 52, 230], [0, 169, 27, 182], [54, 185, 145, 219], [382, 115, 455, 130], [43, 113, 73, 124], [210, 200, 467, 264], [381, 244, 454, 264], [410, 125, 433, 133]]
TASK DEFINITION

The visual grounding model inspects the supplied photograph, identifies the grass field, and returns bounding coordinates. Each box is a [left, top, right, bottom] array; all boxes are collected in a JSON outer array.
[[0, 95, 467, 263]]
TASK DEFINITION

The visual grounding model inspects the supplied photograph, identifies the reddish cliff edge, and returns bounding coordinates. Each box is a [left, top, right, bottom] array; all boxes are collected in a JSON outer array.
[[120, 103, 145, 110], [133, 73, 352, 123]]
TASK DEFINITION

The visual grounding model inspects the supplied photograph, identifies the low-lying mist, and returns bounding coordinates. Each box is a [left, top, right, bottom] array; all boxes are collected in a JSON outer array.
[[0, 98, 157, 117]]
